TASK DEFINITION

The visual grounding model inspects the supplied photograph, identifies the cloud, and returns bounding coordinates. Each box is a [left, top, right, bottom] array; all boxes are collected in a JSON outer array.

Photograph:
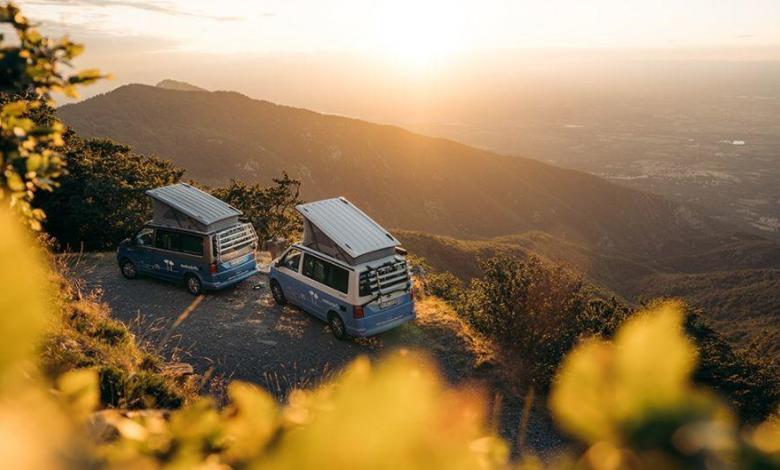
[[22, 0, 251, 22]]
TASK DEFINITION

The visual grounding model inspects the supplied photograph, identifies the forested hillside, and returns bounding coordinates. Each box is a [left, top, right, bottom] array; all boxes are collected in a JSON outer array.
[[399, 230, 780, 359]]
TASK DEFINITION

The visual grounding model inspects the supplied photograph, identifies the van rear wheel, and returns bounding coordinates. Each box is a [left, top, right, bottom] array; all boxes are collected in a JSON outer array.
[[328, 313, 347, 341], [120, 259, 137, 279], [185, 275, 202, 296], [270, 280, 286, 305]]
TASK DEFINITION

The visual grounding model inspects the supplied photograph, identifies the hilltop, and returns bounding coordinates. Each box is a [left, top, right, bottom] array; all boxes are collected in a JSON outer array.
[[155, 79, 208, 92]]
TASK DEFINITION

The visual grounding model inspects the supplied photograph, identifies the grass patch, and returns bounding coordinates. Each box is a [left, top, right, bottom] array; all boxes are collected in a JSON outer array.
[[39, 257, 198, 410]]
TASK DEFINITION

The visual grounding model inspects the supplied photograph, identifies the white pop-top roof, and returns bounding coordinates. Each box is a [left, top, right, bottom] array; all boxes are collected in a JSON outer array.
[[146, 183, 241, 226], [296, 197, 399, 258]]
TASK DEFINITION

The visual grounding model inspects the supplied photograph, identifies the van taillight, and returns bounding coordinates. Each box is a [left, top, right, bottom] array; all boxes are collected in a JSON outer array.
[[209, 262, 218, 273], [353, 306, 364, 319]]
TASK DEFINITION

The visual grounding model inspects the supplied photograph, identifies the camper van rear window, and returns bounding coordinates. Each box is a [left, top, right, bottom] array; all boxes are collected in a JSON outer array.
[[302, 254, 349, 294]]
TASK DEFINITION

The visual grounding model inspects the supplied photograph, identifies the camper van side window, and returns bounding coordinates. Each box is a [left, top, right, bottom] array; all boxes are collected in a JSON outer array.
[[155, 230, 179, 251], [302, 254, 349, 294], [179, 234, 204, 256]]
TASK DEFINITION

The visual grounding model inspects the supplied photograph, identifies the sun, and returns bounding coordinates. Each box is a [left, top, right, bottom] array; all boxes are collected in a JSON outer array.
[[371, 1, 469, 68]]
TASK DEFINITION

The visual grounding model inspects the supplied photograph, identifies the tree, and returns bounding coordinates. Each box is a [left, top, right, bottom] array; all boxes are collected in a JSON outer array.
[[35, 135, 183, 250], [461, 255, 593, 388], [0, 3, 104, 228], [210, 174, 303, 245]]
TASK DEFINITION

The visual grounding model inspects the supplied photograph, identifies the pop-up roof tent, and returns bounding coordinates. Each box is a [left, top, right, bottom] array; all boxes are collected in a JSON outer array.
[[146, 183, 242, 233], [297, 197, 400, 266]]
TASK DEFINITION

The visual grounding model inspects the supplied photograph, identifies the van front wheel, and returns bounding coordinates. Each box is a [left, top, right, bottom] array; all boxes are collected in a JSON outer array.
[[120, 259, 137, 279], [328, 313, 347, 341], [270, 280, 286, 305], [185, 275, 202, 296]]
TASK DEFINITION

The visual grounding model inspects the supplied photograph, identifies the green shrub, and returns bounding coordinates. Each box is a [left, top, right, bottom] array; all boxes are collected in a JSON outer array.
[[460, 255, 596, 388], [425, 271, 465, 303]]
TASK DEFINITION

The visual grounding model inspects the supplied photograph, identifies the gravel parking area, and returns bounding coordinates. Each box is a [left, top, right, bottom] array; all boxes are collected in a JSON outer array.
[[72, 252, 564, 453]]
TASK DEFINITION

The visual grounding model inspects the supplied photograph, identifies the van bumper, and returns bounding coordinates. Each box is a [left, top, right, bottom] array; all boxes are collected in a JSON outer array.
[[202, 265, 259, 290], [347, 303, 416, 337]]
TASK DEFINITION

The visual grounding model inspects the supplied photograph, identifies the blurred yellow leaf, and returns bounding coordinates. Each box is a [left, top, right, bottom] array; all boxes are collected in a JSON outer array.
[[222, 381, 280, 462], [57, 368, 99, 420], [263, 351, 507, 470], [550, 302, 703, 443], [0, 206, 51, 386]]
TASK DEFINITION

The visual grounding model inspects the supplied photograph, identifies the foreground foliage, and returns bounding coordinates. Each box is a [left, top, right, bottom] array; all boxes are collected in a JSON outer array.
[[1, 204, 779, 469], [0, 3, 103, 228], [550, 301, 780, 469]]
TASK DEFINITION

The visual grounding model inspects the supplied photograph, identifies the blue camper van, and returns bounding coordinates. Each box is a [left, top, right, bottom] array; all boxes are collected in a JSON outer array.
[[269, 197, 415, 339], [117, 183, 259, 295]]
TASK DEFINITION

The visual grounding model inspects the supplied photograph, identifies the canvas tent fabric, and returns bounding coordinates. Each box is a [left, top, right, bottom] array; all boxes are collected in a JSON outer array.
[[146, 183, 242, 233], [297, 197, 399, 265]]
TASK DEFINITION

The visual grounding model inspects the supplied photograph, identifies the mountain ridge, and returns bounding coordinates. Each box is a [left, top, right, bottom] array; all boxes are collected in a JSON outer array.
[[58, 83, 741, 260]]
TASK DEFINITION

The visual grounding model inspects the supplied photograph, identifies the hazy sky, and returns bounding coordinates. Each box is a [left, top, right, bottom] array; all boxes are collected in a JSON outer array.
[[22, 0, 780, 58], [17, 0, 780, 116]]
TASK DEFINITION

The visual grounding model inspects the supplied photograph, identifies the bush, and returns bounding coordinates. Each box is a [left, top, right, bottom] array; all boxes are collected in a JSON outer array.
[[209, 174, 303, 244], [460, 255, 598, 388], [425, 271, 465, 303]]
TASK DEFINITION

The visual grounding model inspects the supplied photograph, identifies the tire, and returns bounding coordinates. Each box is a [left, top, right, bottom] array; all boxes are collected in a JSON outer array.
[[120, 259, 137, 279], [328, 313, 348, 341], [270, 280, 286, 305], [185, 274, 202, 296]]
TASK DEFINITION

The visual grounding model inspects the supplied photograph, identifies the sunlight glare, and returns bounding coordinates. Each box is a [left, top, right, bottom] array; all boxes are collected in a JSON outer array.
[[370, 0, 469, 69]]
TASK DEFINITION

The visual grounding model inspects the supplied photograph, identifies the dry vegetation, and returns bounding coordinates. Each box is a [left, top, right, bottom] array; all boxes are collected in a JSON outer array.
[[40, 251, 200, 410]]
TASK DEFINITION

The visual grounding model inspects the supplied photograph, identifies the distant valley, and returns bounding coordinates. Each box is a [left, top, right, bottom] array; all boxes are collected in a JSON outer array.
[[397, 62, 780, 237]]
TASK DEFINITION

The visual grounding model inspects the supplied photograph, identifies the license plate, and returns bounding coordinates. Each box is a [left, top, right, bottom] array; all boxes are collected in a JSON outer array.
[[379, 297, 399, 309]]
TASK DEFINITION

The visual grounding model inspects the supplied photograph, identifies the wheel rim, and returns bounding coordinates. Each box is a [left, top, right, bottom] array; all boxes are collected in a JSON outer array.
[[187, 277, 200, 294], [123, 262, 135, 278], [330, 317, 344, 337]]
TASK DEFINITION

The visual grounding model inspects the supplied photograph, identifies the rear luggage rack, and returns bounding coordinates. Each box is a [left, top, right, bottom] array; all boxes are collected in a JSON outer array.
[[215, 223, 257, 262], [359, 258, 411, 298]]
